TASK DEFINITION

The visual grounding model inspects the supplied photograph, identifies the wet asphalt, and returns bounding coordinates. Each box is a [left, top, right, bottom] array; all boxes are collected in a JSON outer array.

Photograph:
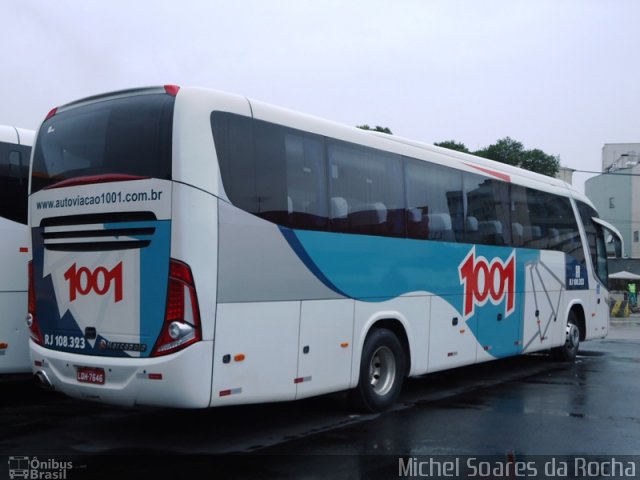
[[1, 321, 638, 479]]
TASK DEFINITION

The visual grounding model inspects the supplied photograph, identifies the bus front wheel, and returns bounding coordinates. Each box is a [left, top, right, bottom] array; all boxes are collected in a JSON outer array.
[[351, 328, 405, 412], [553, 310, 580, 361]]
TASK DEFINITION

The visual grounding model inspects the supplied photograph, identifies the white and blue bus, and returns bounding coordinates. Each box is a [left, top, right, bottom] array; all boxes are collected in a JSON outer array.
[[0, 125, 33, 374], [28, 86, 619, 409]]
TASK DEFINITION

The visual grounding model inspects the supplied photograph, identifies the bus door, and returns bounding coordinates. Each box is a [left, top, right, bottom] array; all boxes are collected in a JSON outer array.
[[592, 218, 623, 332]]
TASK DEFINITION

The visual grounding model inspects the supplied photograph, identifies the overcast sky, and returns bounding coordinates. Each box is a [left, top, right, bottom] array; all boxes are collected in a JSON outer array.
[[2, 1, 639, 191]]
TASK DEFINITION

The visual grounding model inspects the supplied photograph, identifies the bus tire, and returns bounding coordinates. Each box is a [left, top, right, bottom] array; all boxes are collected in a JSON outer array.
[[553, 310, 580, 361], [350, 328, 405, 412]]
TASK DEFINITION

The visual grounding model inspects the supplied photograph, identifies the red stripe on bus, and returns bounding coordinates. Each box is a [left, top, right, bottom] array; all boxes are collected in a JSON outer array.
[[465, 163, 511, 182]]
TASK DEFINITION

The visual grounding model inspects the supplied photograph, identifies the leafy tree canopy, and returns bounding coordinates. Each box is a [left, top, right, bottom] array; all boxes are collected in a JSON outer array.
[[434, 140, 470, 153], [519, 148, 560, 178], [357, 124, 393, 134], [435, 136, 560, 177], [474, 137, 523, 167]]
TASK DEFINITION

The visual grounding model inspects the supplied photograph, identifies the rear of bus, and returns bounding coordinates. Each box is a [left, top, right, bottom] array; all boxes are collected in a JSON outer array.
[[28, 86, 214, 407], [0, 126, 33, 373]]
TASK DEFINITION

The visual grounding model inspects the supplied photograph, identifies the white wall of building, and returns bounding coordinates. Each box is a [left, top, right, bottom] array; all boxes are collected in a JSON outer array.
[[602, 143, 640, 172]]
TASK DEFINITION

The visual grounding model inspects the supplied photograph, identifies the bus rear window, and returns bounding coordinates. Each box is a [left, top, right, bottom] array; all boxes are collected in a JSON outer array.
[[31, 93, 174, 192]]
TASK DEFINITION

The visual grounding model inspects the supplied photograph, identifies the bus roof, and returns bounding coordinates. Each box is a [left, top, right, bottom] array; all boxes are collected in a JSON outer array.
[[245, 91, 591, 207], [0, 125, 34, 146], [38, 85, 593, 209]]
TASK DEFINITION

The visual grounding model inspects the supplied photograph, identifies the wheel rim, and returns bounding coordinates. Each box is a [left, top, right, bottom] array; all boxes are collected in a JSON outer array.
[[566, 323, 580, 350], [369, 346, 396, 396]]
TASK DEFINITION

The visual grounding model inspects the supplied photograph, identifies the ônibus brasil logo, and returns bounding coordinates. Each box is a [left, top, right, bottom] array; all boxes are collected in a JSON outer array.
[[64, 262, 123, 302], [459, 247, 515, 320]]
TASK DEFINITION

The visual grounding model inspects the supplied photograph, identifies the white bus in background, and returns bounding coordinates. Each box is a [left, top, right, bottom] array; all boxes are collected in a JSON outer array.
[[28, 86, 621, 410], [0, 126, 33, 374]]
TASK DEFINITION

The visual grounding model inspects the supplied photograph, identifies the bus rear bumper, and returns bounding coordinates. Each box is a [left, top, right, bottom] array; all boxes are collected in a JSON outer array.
[[29, 340, 213, 408]]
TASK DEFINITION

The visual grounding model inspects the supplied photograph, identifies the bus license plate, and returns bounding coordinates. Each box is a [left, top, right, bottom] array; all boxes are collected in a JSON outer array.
[[76, 367, 105, 385]]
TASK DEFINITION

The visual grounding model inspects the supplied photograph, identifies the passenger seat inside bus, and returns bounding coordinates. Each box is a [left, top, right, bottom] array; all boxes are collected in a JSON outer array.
[[465, 216, 479, 243], [350, 202, 387, 225], [350, 202, 388, 235], [512, 222, 524, 246], [427, 213, 454, 241], [547, 227, 560, 249], [478, 220, 504, 245], [407, 207, 428, 238], [330, 196, 349, 230]]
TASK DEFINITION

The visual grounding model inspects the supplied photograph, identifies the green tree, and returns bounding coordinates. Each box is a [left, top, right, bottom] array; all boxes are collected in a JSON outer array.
[[434, 140, 470, 153], [474, 137, 523, 167], [356, 124, 393, 134], [474, 137, 559, 177], [519, 148, 560, 177]]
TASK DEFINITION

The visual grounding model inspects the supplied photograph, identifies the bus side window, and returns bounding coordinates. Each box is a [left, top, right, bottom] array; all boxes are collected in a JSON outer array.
[[464, 174, 511, 246], [404, 158, 462, 242], [543, 195, 583, 262], [213, 112, 330, 232], [328, 141, 405, 237], [212, 112, 258, 215], [577, 202, 608, 284], [510, 185, 529, 247], [282, 132, 328, 231], [594, 223, 609, 284], [0, 143, 29, 224]]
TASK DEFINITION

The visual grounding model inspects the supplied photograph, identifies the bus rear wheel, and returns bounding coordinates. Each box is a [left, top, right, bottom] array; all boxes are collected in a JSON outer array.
[[553, 311, 580, 361], [351, 328, 405, 412]]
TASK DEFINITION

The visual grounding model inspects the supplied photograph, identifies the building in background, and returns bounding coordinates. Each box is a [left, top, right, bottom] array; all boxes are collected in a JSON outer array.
[[556, 166, 575, 184], [585, 143, 640, 274], [601, 143, 640, 172]]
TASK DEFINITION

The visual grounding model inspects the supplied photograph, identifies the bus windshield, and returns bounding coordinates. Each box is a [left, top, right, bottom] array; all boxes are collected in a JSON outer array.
[[31, 93, 174, 192]]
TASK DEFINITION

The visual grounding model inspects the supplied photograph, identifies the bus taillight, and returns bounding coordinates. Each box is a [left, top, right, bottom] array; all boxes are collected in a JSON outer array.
[[44, 107, 58, 121], [164, 85, 180, 96], [27, 261, 43, 345], [152, 259, 202, 356]]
